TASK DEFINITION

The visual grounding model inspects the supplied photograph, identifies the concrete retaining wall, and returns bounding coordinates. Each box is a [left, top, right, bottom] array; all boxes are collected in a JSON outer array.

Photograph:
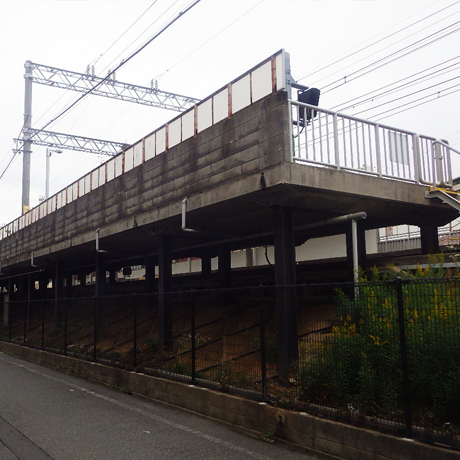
[[1, 90, 290, 266], [1, 342, 458, 460]]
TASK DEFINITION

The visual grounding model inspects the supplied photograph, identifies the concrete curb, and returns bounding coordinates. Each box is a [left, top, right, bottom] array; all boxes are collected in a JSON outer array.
[[1, 342, 458, 460]]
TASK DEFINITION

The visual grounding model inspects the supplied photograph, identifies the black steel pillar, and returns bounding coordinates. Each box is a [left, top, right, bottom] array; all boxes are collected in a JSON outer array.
[[420, 225, 440, 254], [78, 272, 86, 288], [145, 256, 157, 294], [218, 244, 231, 289], [158, 234, 172, 350], [37, 271, 48, 300], [3, 288, 10, 328], [65, 271, 73, 298], [201, 253, 212, 277], [108, 269, 116, 286], [54, 261, 65, 326], [95, 252, 106, 337], [95, 252, 106, 297], [272, 206, 298, 381]]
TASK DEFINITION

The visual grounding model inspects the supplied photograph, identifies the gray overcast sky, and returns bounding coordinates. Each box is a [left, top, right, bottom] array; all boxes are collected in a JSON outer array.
[[1, 0, 459, 225]]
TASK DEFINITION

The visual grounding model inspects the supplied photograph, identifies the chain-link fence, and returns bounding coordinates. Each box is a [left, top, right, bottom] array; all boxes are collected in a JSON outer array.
[[0, 278, 459, 449]]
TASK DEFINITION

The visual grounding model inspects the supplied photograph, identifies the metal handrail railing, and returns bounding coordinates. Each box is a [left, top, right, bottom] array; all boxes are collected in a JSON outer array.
[[289, 100, 453, 189]]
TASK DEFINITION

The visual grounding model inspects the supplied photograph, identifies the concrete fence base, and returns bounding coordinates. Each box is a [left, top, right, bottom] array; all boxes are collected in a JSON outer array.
[[1, 342, 458, 460]]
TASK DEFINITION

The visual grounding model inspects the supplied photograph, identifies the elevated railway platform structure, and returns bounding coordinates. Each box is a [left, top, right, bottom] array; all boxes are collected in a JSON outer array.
[[0, 50, 458, 367]]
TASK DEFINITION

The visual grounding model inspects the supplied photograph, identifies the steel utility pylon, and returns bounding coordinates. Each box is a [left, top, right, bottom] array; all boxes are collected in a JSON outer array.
[[19, 61, 200, 214], [28, 61, 200, 112]]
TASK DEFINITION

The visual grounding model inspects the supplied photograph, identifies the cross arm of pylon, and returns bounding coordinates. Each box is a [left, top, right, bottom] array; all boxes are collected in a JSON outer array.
[[14, 129, 129, 156], [28, 62, 200, 112]]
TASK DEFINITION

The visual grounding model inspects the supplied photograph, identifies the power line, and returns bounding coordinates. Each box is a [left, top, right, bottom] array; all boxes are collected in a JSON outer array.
[[31, 0, 202, 140], [89, 0, 160, 69], [32, 2, 162, 132], [320, 21, 460, 94], [351, 75, 460, 117], [369, 84, 460, 121], [151, 0, 266, 82], [0, 151, 18, 182], [299, 0, 460, 82], [97, 0, 182, 78], [0, 124, 30, 182], [331, 57, 460, 112]]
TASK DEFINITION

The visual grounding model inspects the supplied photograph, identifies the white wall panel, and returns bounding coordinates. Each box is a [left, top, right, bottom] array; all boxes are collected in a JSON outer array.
[[276, 52, 286, 91], [107, 159, 115, 181], [115, 155, 123, 177], [134, 142, 143, 167], [98, 165, 106, 186], [92, 170, 99, 189], [197, 98, 213, 133], [232, 75, 251, 114], [252, 61, 272, 102], [156, 128, 166, 155], [168, 119, 182, 148], [145, 134, 155, 161], [182, 109, 195, 141]]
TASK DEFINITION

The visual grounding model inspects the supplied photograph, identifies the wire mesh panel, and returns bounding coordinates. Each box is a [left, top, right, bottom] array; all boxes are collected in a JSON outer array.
[[64, 297, 97, 361], [402, 278, 460, 443], [293, 282, 409, 431], [0, 278, 458, 449]]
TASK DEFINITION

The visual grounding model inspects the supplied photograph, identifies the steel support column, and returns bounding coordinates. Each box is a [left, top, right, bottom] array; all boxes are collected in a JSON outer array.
[[201, 253, 212, 277], [54, 261, 65, 325], [218, 245, 231, 289], [145, 256, 157, 294], [420, 225, 440, 254], [95, 252, 106, 297], [158, 234, 172, 350], [65, 271, 73, 298], [272, 206, 298, 381], [95, 252, 106, 337]]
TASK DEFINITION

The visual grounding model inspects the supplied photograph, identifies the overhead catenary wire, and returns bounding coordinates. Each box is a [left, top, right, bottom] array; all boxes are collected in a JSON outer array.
[[30, 0, 202, 142], [31, 1, 162, 130], [370, 84, 460, 121], [330, 56, 460, 112], [350, 74, 460, 117], [319, 21, 460, 94], [0, 123, 31, 183], [96, 0, 183, 78], [298, 0, 460, 82], [88, 0, 160, 70], [151, 0, 266, 83]]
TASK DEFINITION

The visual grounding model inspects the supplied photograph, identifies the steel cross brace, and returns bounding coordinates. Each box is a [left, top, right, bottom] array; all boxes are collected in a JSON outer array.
[[29, 61, 200, 112]]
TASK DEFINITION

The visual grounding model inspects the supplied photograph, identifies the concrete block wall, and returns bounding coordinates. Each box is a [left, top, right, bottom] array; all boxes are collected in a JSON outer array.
[[1, 342, 458, 460], [1, 91, 291, 267]]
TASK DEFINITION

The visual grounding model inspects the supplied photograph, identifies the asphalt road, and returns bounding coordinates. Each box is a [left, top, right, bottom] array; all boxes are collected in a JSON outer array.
[[0, 353, 318, 460]]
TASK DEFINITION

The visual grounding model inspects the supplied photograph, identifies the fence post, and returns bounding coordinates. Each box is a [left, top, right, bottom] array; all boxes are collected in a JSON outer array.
[[259, 285, 267, 399], [93, 296, 98, 362], [23, 299, 27, 345], [395, 277, 412, 437], [8, 301, 12, 342], [8, 279, 12, 342], [41, 299, 45, 350], [191, 289, 196, 385], [133, 294, 138, 369], [64, 298, 68, 356]]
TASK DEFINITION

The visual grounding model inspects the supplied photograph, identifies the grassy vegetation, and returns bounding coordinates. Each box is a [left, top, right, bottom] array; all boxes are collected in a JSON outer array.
[[295, 262, 460, 433]]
